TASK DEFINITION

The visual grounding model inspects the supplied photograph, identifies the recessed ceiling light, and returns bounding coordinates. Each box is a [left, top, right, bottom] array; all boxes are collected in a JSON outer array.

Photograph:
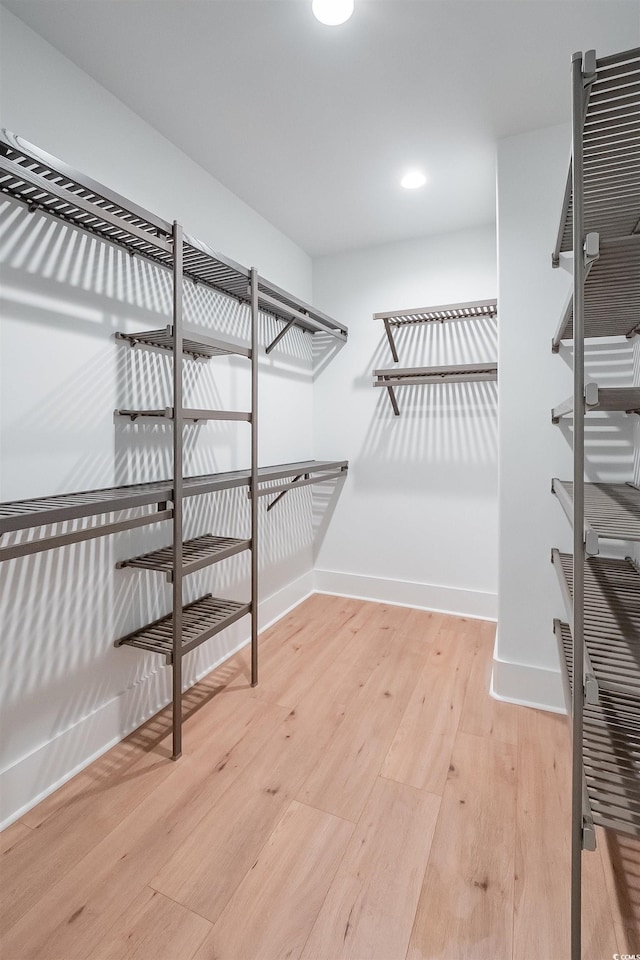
[[400, 170, 427, 190], [312, 0, 354, 26]]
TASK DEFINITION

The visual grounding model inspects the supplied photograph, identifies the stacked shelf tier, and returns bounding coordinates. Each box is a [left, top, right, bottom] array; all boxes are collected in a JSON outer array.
[[552, 385, 640, 422], [555, 621, 640, 838], [116, 327, 251, 361], [553, 48, 640, 258], [552, 551, 640, 701], [554, 236, 640, 345], [115, 594, 251, 665], [552, 480, 640, 543], [117, 534, 251, 581]]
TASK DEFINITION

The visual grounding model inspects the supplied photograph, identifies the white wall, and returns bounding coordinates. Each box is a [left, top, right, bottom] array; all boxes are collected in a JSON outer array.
[[312, 227, 498, 618], [495, 122, 639, 712], [0, 9, 325, 826]]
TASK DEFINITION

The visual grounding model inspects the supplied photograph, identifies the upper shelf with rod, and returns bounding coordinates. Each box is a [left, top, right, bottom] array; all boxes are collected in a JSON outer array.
[[0, 129, 348, 351], [0, 460, 348, 561]]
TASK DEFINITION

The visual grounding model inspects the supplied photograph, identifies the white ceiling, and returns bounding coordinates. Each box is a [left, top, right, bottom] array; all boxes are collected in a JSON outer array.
[[3, 0, 639, 256]]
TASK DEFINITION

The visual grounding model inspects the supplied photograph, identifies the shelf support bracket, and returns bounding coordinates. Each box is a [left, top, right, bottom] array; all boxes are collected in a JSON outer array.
[[266, 474, 306, 512], [383, 319, 399, 363], [386, 384, 400, 416], [266, 318, 296, 355]]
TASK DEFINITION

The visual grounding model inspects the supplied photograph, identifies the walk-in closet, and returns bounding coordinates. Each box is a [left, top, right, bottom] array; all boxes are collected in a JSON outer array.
[[0, 3, 638, 959]]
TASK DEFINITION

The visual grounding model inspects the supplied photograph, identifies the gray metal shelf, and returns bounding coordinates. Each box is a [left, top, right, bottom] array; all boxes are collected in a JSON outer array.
[[552, 384, 640, 422], [552, 480, 640, 549], [555, 620, 640, 839], [552, 48, 640, 262], [0, 129, 348, 346], [374, 299, 497, 364], [115, 594, 251, 665], [0, 460, 348, 556], [116, 326, 251, 361], [373, 363, 497, 416], [116, 407, 252, 422], [552, 551, 640, 702], [552, 235, 640, 349], [116, 534, 251, 583]]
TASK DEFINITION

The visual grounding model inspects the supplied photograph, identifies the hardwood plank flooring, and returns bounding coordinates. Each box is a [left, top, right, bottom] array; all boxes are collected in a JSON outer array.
[[0, 594, 633, 960], [194, 801, 353, 960]]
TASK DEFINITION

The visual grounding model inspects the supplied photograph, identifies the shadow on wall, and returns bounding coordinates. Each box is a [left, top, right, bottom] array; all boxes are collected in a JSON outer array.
[[357, 313, 498, 496], [0, 198, 336, 789]]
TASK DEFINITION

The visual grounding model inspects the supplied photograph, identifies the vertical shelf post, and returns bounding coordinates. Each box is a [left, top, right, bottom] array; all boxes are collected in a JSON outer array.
[[250, 267, 259, 687], [570, 51, 586, 960], [172, 221, 184, 759]]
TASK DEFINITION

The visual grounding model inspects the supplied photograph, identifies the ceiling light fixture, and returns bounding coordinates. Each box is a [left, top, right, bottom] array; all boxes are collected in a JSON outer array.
[[312, 0, 354, 26], [400, 170, 427, 190]]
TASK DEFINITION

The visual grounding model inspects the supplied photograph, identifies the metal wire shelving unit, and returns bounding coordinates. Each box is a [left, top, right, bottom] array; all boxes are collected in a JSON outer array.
[[549, 45, 640, 960], [372, 299, 498, 415], [0, 129, 349, 760]]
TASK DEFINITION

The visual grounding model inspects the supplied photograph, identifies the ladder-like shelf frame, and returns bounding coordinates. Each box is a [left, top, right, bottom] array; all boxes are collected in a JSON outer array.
[[0, 127, 350, 761], [549, 45, 640, 960]]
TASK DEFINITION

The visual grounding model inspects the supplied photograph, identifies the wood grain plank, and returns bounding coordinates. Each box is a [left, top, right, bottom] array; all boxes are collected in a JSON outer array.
[[150, 682, 351, 923], [297, 621, 424, 822], [194, 801, 353, 960], [513, 707, 618, 960], [0, 820, 32, 855], [0, 698, 285, 960], [86, 887, 211, 960], [301, 777, 440, 960], [458, 620, 518, 745], [596, 827, 640, 950], [407, 731, 517, 960], [381, 619, 476, 794]]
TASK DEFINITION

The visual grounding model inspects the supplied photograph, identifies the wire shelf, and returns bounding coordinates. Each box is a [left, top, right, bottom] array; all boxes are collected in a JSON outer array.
[[374, 299, 497, 326], [116, 326, 251, 361]]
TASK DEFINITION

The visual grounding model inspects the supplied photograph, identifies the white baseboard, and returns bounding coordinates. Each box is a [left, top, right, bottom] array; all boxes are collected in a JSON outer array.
[[490, 631, 567, 714], [313, 569, 497, 621], [0, 571, 314, 831]]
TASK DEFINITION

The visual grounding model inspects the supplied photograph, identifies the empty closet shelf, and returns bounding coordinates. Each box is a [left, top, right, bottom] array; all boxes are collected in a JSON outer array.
[[0, 130, 348, 341], [116, 408, 252, 422], [555, 620, 640, 839], [374, 299, 497, 326], [553, 48, 640, 260], [552, 385, 640, 421], [552, 480, 640, 544], [552, 551, 640, 701], [117, 534, 250, 581], [552, 236, 640, 347], [116, 326, 251, 361], [373, 362, 498, 386], [115, 594, 250, 665], [0, 461, 348, 536]]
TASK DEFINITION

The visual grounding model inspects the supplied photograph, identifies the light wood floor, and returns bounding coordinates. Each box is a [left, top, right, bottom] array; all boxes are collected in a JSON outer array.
[[1, 595, 639, 960]]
